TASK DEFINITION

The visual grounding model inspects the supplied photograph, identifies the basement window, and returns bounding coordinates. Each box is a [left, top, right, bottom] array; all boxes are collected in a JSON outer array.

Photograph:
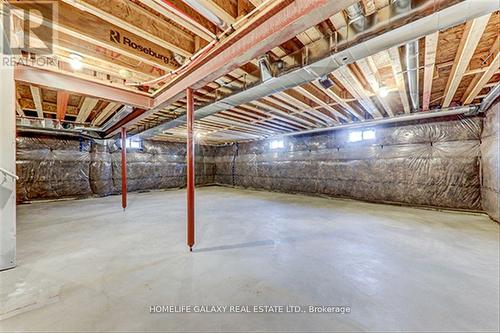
[[362, 130, 376, 140], [349, 130, 376, 142], [126, 139, 142, 149], [269, 139, 284, 149]]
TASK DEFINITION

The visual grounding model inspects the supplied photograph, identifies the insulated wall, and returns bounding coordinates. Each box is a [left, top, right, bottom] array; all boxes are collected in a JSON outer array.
[[16, 136, 216, 202], [481, 102, 500, 222], [16, 135, 93, 201], [215, 116, 483, 210], [109, 141, 215, 194]]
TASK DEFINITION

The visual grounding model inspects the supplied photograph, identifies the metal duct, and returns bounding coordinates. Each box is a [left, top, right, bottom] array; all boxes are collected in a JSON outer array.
[[345, 2, 365, 31], [479, 83, 500, 113], [135, 0, 497, 140], [101, 105, 133, 132], [278, 105, 479, 138], [406, 40, 420, 111], [258, 55, 274, 82]]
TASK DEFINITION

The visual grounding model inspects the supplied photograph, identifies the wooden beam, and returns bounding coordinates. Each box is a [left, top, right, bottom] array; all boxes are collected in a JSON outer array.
[[463, 52, 500, 104], [249, 0, 265, 6], [463, 35, 500, 104], [295, 85, 349, 121], [251, 100, 317, 128], [149, 0, 358, 117], [15, 91, 24, 117], [296, 27, 323, 46], [15, 66, 153, 109], [278, 91, 333, 125], [361, 0, 377, 16], [93, 102, 120, 126], [332, 66, 383, 118], [140, 0, 216, 41], [388, 47, 411, 114], [12, 1, 180, 71], [356, 57, 394, 117], [16, 100, 24, 117], [56, 91, 70, 121], [76, 97, 99, 123], [29, 85, 44, 118], [262, 96, 325, 126], [61, 0, 194, 57], [194, 0, 237, 26], [422, 32, 439, 111], [311, 80, 364, 120], [442, 14, 491, 107]]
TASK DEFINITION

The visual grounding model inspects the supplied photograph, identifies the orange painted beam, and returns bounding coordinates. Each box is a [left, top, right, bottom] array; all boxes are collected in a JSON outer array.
[[186, 87, 195, 251], [56, 91, 70, 121], [121, 127, 127, 210], [15, 66, 153, 109]]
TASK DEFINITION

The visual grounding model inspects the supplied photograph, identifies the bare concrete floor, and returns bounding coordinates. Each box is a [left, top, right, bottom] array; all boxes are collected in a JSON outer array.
[[1, 186, 499, 332]]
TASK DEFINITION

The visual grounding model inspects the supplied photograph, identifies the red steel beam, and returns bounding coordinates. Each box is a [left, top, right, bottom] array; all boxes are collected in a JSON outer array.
[[56, 91, 70, 121], [186, 87, 195, 251], [14, 66, 153, 109], [114, 0, 357, 131], [121, 127, 127, 210]]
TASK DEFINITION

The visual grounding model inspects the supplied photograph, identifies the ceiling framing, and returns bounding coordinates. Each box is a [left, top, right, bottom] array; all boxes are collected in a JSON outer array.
[[8, 0, 500, 145]]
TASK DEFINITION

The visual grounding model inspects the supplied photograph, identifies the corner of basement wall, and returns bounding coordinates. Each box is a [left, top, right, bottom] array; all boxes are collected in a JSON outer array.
[[481, 101, 500, 223], [213, 115, 484, 211], [15, 135, 217, 202]]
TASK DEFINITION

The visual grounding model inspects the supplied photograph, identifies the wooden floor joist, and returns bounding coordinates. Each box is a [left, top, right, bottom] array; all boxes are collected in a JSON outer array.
[[442, 14, 491, 107], [29, 85, 44, 119], [388, 47, 411, 114], [356, 57, 394, 117], [76, 97, 99, 123], [332, 66, 383, 119], [422, 32, 439, 111], [463, 35, 500, 104]]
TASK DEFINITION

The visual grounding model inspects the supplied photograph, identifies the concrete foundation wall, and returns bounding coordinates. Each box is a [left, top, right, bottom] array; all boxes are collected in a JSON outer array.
[[214, 116, 483, 210], [16, 114, 494, 216], [16, 136, 216, 202], [481, 102, 500, 222]]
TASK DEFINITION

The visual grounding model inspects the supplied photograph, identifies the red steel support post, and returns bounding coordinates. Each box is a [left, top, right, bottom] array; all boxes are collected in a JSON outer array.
[[121, 127, 127, 210], [186, 88, 195, 251]]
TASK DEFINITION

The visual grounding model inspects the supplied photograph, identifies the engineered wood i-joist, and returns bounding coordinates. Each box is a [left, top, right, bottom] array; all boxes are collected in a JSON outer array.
[[333, 66, 383, 119], [388, 47, 411, 114], [463, 35, 500, 104], [76, 97, 100, 123], [442, 14, 491, 107], [422, 32, 439, 111], [356, 57, 394, 117], [29, 85, 44, 119], [140, 0, 216, 41], [61, 0, 195, 57], [12, 1, 180, 71]]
